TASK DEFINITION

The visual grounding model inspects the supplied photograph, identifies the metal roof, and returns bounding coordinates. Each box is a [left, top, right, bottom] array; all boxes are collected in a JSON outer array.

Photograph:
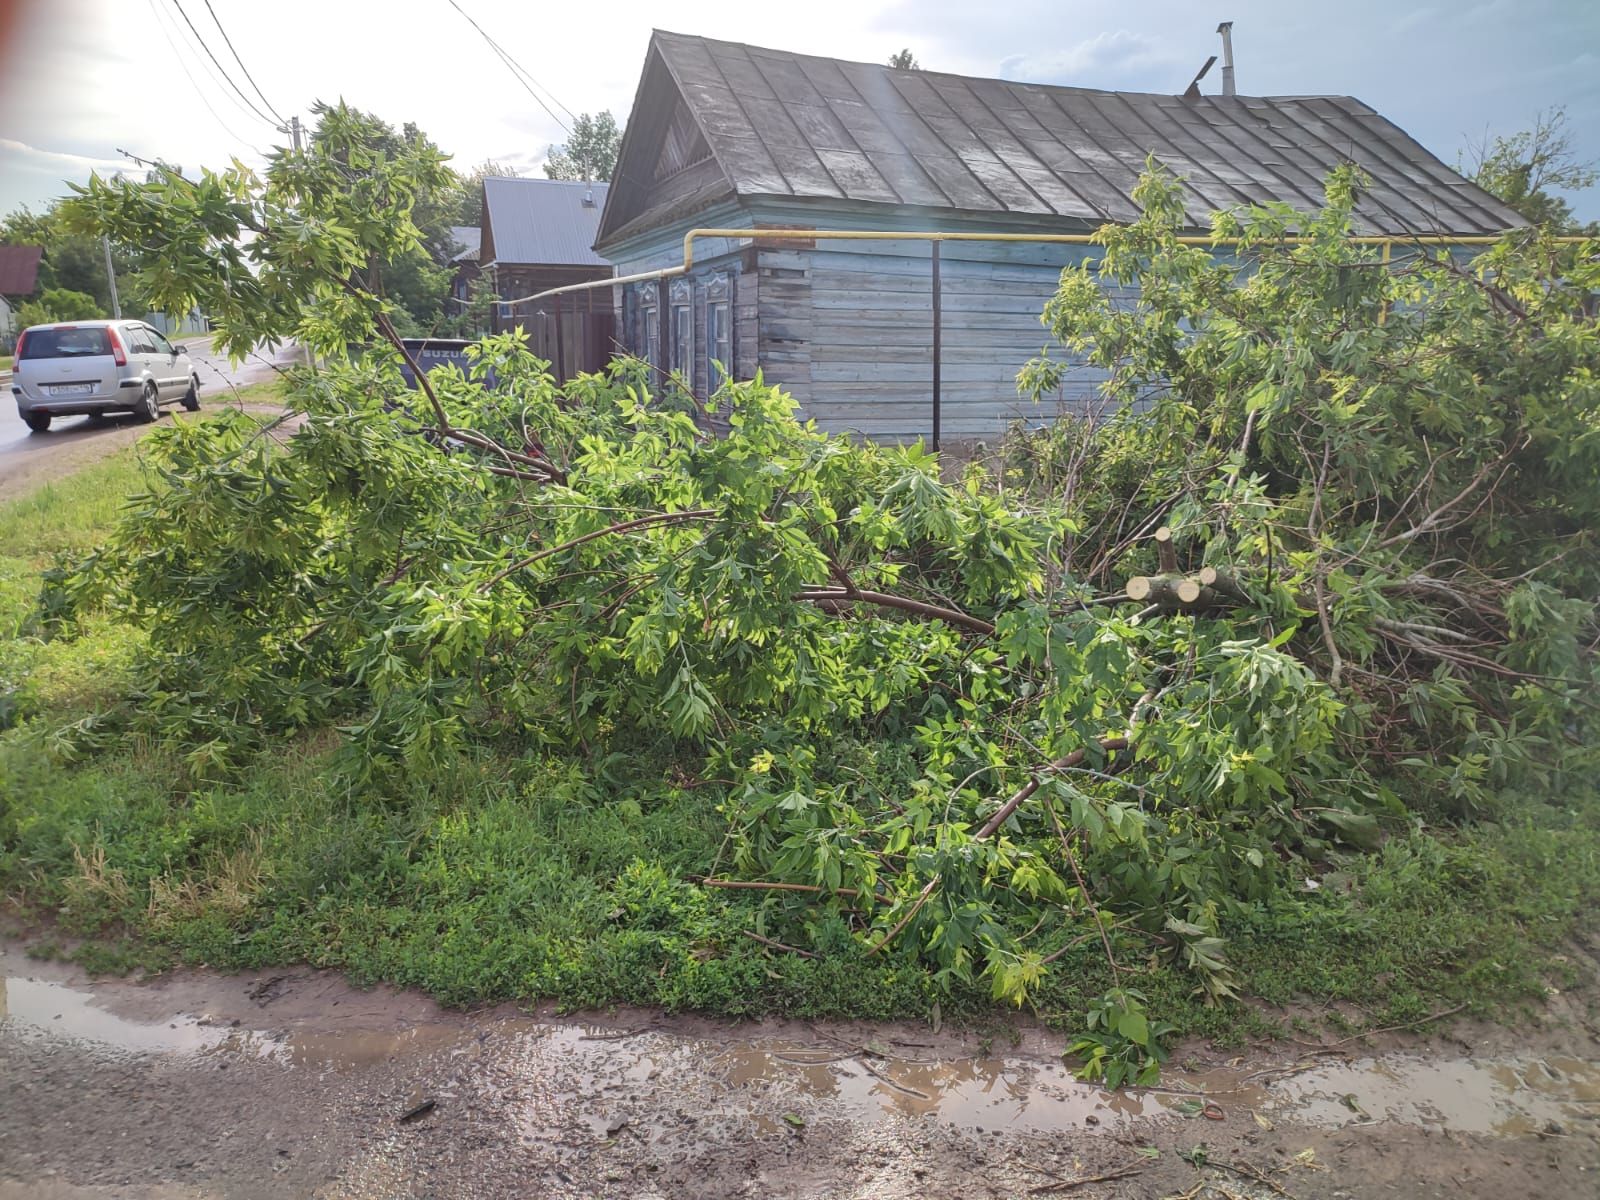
[[640, 31, 1524, 236], [0, 244, 42, 295], [481, 177, 610, 266], [448, 226, 480, 263]]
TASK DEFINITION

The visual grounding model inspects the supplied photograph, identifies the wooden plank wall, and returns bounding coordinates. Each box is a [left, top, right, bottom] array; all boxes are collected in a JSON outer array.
[[755, 241, 1127, 443]]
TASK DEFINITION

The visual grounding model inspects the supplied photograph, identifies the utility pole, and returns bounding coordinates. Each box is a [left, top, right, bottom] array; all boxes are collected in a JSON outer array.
[[102, 235, 122, 319], [279, 115, 304, 152]]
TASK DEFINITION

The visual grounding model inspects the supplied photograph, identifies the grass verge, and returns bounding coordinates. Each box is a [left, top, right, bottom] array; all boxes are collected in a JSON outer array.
[[0, 442, 1595, 1041]]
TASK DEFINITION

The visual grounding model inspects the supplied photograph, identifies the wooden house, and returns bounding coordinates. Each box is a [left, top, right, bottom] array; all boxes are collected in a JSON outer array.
[[479, 177, 615, 379], [594, 31, 1524, 444], [0, 244, 42, 344]]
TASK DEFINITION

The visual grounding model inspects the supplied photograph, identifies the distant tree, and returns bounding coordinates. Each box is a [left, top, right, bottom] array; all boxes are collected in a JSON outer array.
[[543, 112, 621, 181], [18, 287, 100, 327], [1, 204, 144, 314], [307, 103, 463, 333], [888, 49, 921, 70], [1462, 106, 1597, 231]]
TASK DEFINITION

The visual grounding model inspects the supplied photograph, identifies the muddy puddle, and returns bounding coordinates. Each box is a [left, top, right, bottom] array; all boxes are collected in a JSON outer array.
[[5, 964, 1598, 1144]]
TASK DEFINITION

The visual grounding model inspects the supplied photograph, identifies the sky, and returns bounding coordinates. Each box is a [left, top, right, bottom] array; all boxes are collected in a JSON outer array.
[[0, 0, 1595, 222]]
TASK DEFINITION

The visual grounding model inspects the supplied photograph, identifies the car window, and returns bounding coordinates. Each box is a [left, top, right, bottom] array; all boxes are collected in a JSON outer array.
[[149, 329, 175, 356], [127, 326, 155, 354], [18, 327, 112, 359]]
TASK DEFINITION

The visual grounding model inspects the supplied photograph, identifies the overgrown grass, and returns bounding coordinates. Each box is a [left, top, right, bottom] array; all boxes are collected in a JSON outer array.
[[0, 443, 1595, 1039]]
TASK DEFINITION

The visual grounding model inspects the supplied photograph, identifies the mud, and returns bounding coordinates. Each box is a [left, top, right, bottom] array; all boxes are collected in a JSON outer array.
[[2, 944, 1597, 1198]]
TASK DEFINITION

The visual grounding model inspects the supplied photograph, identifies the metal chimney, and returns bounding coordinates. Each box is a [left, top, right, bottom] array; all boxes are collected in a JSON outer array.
[[1217, 21, 1236, 96]]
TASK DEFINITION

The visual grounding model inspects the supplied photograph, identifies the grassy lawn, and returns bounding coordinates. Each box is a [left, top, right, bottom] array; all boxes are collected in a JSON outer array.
[[0, 355, 12, 372], [0, 439, 1595, 1037]]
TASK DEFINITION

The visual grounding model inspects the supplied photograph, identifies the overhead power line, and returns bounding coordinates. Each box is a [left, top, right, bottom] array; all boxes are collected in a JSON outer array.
[[200, 0, 286, 125], [164, 0, 280, 129], [445, 0, 576, 132], [143, 0, 267, 155]]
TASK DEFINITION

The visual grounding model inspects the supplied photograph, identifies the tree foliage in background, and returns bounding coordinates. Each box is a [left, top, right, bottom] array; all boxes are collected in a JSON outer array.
[[1462, 106, 1597, 231], [16, 287, 100, 328], [302, 102, 469, 336], [543, 112, 622, 181], [52, 140, 1600, 1080], [1, 202, 147, 316], [887, 49, 921, 70]]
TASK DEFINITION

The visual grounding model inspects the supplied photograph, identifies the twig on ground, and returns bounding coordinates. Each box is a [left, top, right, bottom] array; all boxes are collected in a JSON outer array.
[[742, 930, 819, 958], [1315, 1003, 1468, 1048], [1028, 1163, 1149, 1193], [1207, 1158, 1297, 1199], [855, 1056, 931, 1099]]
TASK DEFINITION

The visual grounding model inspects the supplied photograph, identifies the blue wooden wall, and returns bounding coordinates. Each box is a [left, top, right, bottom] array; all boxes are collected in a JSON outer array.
[[603, 200, 1134, 444]]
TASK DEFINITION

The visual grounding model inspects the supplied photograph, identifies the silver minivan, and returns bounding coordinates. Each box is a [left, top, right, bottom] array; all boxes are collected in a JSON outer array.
[[11, 320, 200, 432]]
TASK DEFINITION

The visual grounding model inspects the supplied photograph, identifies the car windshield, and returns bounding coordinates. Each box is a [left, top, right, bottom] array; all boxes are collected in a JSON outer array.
[[21, 327, 112, 359]]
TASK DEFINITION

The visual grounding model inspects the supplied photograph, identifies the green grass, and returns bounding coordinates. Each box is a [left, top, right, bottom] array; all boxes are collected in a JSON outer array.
[[1, 355, 12, 373], [0, 443, 1595, 1038]]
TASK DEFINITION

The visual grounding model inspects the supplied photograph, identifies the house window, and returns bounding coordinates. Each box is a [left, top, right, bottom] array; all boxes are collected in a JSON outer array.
[[669, 278, 693, 386], [635, 283, 659, 368], [705, 273, 732, 392]]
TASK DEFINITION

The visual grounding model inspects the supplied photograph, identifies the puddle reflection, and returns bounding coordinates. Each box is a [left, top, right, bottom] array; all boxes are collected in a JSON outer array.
[[6, 971, 1598, 1140]]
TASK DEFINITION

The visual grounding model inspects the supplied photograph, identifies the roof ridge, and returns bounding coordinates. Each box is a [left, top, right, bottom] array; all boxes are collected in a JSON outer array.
[[650, 29, 1358, 104]]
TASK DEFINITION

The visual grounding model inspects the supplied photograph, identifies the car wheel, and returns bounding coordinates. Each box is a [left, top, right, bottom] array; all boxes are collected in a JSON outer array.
[[24, 412, 50, 433], [136, 381, 160, 423], [181, 375, 201, 412]]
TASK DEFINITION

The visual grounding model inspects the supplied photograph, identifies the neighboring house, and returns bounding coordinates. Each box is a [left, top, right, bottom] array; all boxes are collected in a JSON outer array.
[[479, 177, 614, 379], [595, 31, 1525, 443], [0, 244, 43, 344], [448, 224, 481, 307]]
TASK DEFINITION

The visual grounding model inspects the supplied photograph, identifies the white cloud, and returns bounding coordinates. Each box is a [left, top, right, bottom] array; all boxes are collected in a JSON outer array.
[[999, 30, 1178, 85], [0, 139, 128, 174]]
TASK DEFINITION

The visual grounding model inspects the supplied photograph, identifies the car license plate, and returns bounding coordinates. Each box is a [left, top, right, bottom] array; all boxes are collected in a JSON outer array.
[[48, 384, 93, 396]]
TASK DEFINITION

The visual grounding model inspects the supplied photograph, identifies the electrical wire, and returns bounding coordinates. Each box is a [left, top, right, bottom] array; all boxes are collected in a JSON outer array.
[[164, 0, 281, 129], [151, 0, 277, 137], [200, 0, 286, 125], [143, 0, 267, 156], [444, 0, 575, 132]]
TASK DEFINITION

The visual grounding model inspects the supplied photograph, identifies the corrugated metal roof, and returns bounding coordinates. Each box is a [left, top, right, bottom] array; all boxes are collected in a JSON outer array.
[[644, 32, 1524, 236], [482, 177, 610, 266], [449, 226, 480, 262], [0, 244, 42, 295]]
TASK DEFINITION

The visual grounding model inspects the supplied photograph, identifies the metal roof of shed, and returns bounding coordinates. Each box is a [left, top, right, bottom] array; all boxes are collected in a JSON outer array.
[[482, 177, 610, 267], [613, 31, 1523, 238], [448, 226, 480, 262]]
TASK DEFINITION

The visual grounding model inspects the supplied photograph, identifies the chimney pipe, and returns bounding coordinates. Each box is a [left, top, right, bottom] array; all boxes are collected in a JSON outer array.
[[1217, 21, 1236, 96]]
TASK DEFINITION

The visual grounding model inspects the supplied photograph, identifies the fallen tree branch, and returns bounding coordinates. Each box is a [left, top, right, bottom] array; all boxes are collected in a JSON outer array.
[[797, 588, 997, 637], [973, 737, 1132, 842], [481, 509, 718, 591], [867, 875, 942, 956], [869, 734, 1133, 957]]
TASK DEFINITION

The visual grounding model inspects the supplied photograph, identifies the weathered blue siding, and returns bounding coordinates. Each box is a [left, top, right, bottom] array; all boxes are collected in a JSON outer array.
[[604, 199, 1137, 444]]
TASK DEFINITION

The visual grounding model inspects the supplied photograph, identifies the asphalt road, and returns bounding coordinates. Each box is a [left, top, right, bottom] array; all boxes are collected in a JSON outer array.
[[0, 333, 299, 485]]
